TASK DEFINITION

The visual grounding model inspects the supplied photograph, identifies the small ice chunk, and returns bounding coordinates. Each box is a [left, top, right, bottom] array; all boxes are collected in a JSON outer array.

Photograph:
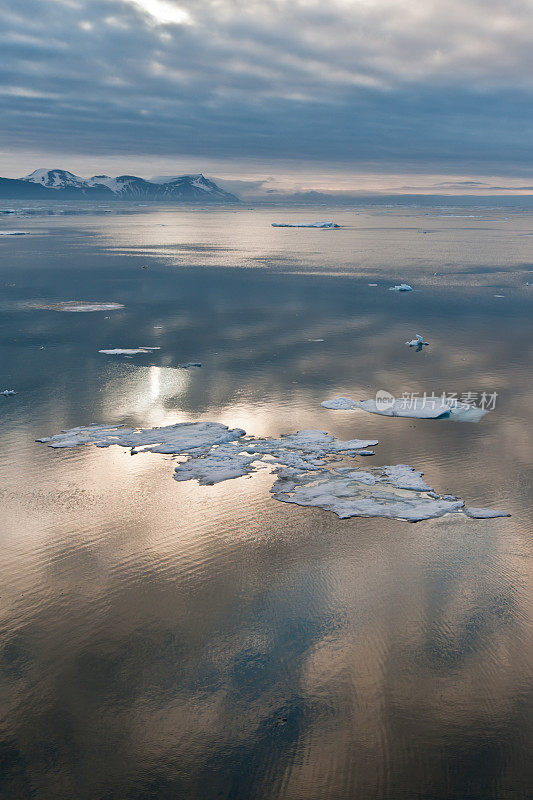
[[99, 347, 160, 355], [271, 222, 340, 228], [177, 362, 202, 368], [321, 397, 358, 410], [465, 507, 511, 519], [389, 284, 413, 292], [368, 283, 378, 286], [1, 389, 16, 396], [406, 334, 429, 347], [0, 230, 29, 236]]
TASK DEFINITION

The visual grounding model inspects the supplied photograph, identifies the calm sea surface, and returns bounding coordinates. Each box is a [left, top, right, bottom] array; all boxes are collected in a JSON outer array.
[[0, 204, 531, 799]]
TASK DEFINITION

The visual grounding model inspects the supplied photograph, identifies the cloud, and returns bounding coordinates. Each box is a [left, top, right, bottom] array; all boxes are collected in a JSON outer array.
[[1, 0, 533, 177], [208, 177, 273, 197], [123, 1, 192, 26]]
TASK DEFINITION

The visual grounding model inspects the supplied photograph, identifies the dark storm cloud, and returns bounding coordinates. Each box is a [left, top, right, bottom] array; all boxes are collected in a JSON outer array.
[[1, 0, 533, 174]]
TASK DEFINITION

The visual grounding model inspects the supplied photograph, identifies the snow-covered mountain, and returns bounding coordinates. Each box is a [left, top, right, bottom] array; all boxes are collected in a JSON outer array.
[[150, 174, 236, 201], [24, 169, 90, 191], [0, 170, 240, 202]]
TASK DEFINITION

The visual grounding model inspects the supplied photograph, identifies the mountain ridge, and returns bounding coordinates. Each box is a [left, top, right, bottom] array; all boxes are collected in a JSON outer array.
[[0, 170, 240, 202]]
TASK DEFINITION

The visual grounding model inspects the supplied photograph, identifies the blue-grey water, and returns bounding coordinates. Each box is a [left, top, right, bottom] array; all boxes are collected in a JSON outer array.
[[0, 204, 531, 799]]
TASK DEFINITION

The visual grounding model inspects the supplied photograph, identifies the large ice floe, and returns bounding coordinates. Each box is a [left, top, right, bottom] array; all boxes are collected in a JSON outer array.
[[37, 421, 245, 454], [99, 347, 160, 355], [30, 301, 124, 312], [271, 222, 340, 228], [271, 467, 466, 521], [322, 397, 488, 422], [37, 420, 508, 522]]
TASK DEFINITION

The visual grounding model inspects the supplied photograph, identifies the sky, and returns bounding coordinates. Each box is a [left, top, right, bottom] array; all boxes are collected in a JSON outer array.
[[1, 0, 533, 195]]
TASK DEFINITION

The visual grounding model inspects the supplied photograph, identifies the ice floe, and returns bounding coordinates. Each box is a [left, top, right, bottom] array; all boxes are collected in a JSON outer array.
[[271, 222, 340, 228], [270, 466, 467, 522], [243, 429, 379, 471], [465, 507, 511, 519], [30, 301, 125, 313], [99, 347, 160, 355], [355, 397, 488, 422], [406, 334, 429, 348], [0, 230, 29, 236], [36, 419, 508, 521], [389, 283, 413, 292], [37, 421, 246, 454], [321, 397, 358, 410], [174, 443, 257, 484], [323, 396, 488, 422]]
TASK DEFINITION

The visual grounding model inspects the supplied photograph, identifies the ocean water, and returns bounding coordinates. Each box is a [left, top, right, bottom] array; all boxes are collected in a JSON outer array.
[[0, 205, 531, 799]]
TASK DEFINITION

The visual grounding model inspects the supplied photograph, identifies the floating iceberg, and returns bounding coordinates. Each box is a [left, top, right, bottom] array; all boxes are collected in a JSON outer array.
[[389, 284, 413, 292], [322, 396, 488, 422], [99, 347, 160, 355], [1, 389, 16, 396], [271, 222, 340, 228], [406, 334, 429, 348], [0, 230, 29, 236], [36, 419, 508, 521], [30, 301, 124, 313]]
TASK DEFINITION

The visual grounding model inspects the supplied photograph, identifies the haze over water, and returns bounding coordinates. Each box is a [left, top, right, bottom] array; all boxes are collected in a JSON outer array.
[[0, 205, 531, 799]]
